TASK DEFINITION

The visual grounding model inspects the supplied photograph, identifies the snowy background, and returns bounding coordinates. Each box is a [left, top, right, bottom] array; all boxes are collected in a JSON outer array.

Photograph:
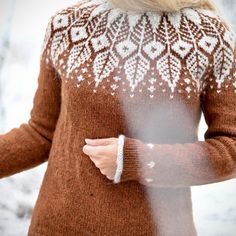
[[0, 0, 236, 235]]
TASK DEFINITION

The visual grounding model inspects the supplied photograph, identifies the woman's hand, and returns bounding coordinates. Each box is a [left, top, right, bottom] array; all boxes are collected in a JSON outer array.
[[82, 137, 118, 180]]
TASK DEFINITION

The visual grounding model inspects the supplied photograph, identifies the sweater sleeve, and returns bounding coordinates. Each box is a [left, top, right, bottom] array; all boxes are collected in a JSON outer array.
[[0, 16, 61, 179], [114, 30, 236, 188]]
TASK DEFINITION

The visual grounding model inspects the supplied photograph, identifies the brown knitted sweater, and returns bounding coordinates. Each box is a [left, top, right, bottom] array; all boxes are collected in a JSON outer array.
[[1, 0, 236, 235]]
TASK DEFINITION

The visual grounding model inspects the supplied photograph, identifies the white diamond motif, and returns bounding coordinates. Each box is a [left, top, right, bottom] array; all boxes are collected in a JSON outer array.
[[143, 41, 165, 60], [71, 26, 88, 42], [172, 40, 193, 59], [198, 36, 218, 54], [91, 35, 110, 52], [53, 14, 69, 30], [116, 39, 137, 59]]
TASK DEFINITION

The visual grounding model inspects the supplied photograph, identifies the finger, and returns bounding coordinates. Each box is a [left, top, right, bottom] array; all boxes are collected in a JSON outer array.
[[83, 144, 111, 157], [82, 145, 99, 156], [107, 175, 114, 181], [85, 137, 115, 146]]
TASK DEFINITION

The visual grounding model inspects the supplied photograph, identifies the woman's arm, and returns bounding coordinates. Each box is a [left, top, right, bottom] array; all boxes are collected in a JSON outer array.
[[115, 26, 236, 188], [0, 16, 61, 179]]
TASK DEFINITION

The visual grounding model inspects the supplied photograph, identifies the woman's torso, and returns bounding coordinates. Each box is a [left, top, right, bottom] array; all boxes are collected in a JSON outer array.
[[27, 0, 233, 235]]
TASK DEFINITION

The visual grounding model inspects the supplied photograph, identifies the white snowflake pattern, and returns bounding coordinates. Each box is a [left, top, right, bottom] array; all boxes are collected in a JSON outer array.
[[147, 161, 155, 169], [147, 143, 154, 149], [145, 178, 154, 183]]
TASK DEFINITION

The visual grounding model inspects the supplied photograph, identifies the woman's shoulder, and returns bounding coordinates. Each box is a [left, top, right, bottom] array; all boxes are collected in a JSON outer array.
[[47, 0, 111, 26], [47, 0, 94, 25], [165, 7, 236, 51], [181, 7, 235, 36]]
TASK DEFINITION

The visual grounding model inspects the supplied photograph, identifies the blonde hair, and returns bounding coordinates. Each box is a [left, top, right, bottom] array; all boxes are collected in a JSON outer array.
[[107, 0, 217, 12]]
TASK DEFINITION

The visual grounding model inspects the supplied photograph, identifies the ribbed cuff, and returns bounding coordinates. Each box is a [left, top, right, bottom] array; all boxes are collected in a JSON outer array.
[[113, 134, 125, 184], [119, 137, 144, 183]]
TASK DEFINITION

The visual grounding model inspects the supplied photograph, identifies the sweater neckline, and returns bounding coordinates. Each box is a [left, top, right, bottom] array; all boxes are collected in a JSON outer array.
[[85, 0, 215, 16]]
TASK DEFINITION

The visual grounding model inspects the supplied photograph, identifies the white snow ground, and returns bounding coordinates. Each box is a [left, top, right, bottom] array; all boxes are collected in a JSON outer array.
[[0, 0, 236, 236]]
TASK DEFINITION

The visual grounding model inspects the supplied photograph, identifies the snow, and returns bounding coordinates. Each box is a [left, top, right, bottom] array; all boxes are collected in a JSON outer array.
[[0, 1, 75, 236], [0, 0, 236, 235]]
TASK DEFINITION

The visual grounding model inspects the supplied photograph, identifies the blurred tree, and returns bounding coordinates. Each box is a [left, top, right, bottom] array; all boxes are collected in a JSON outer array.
[[0, 0, 16, 133]]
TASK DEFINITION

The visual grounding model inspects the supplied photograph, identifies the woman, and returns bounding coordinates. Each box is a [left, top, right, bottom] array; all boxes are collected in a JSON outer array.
[[0, 0, 236, 235]]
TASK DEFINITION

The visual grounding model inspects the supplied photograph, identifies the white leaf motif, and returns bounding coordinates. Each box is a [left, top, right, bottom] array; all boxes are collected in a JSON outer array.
[[156, 53, 181, 93], [124, 54, 150, 92], [214, 45, 234, 89], [51, 31, 69, 65], [67, 43, 92, 76], [186, 50, 208, 92], [93, 50, 119, 86]]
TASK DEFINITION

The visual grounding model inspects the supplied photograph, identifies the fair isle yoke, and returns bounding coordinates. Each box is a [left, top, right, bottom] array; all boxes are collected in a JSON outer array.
[[42, 0, 236, 99]]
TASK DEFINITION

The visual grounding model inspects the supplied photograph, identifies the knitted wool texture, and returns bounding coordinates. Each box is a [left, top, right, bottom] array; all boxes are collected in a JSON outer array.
[[1, 0, 236, 235]]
